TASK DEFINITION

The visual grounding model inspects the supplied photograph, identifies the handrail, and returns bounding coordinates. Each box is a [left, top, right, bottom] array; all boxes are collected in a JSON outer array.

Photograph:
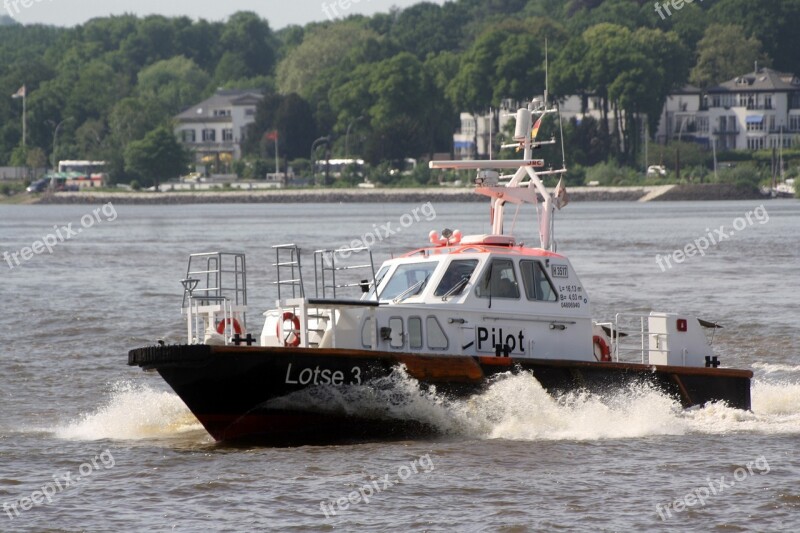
[[314, 247, 377, 300], [273, 244, 304, 300], [611, 313, 669, 364]]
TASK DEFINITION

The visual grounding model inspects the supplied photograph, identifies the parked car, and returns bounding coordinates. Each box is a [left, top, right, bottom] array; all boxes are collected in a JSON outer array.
[[26, 177, 81, 193], [647, 165, 667, 177], [26, 178, 50, 193]]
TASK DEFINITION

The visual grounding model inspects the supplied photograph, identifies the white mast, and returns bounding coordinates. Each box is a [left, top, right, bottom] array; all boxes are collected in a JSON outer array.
[[430, 99, 565, 250]]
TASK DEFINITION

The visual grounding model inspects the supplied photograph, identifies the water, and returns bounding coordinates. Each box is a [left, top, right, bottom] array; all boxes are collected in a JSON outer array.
[[1, 199, 799, 531]]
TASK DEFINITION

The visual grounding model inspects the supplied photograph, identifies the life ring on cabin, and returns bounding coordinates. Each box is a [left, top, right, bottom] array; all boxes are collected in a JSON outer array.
[[216, 318, 243, 336], [277, 312, 301, 347], [593, 335, 612, 362]]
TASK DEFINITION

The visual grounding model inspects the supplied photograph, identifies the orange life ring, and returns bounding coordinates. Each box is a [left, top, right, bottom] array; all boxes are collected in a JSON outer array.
[[277, 312, 301, 347], [593, 335, 611, 362], [216, 318, 242, 335]]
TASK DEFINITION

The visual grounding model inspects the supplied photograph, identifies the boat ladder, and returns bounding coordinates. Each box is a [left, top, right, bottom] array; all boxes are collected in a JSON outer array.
[[272, 244, 305, 300]]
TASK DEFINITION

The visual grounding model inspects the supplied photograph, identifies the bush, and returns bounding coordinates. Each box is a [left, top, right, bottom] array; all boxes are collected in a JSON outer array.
[[565, 164, 585, 186], [585, 161, 640, 185], [289, 158, 311, 178], [130, 180, 141, 191], [683, 165, 709, 183], [232, 160, 246, 178], [715, 162, 766, 191], [368, 162, 393, 186]]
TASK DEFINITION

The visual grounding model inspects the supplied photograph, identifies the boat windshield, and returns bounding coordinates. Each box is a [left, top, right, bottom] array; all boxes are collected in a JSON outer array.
[[434, 259, 479, 297], [380, 262, 438, 301], [365, 265, 390, 300]]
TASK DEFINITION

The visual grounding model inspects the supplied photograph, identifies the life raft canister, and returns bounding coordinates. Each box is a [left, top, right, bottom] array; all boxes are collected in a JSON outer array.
[[277, 312, 301, 347], [593, 335, 612, 362], [216, 317, 243, 336]]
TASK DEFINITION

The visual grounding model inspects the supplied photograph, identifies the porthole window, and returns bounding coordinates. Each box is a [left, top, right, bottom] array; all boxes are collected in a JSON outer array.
[[408, 316, 423, 349], [426, 316, 448, 350]]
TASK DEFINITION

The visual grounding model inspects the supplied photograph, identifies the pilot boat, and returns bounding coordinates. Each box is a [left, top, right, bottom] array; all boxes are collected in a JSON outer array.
[[128, 96, 752, 444]]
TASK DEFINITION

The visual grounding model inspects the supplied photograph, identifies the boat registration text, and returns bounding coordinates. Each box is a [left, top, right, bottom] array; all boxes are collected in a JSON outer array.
[[285, 364, 362, 386]]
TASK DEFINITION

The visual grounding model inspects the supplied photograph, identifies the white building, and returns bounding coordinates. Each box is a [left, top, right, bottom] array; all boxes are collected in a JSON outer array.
[[558, 94, 608, 124], [452, 99, 521, 159], [454, 68, 800, 157], [657, 68, 800, 151], [453, 96, 612, 159], [174, 89, 263, 173]]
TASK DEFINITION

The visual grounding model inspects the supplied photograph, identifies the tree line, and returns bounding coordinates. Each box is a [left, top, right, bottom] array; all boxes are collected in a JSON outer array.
[[1, 0, 798, 186]]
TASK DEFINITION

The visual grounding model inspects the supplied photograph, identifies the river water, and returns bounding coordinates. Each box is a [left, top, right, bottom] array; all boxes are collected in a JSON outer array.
[[1, 199, 799, 532]]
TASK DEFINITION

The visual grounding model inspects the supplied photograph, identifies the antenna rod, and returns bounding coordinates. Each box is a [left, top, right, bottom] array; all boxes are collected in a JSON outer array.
[[558, 104, 566, 169], [544, 38, 549, 106], [489, 107, 493, 160]]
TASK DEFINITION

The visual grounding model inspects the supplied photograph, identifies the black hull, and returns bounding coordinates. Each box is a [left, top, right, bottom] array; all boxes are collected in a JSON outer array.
[[128, 345, 752, 444]]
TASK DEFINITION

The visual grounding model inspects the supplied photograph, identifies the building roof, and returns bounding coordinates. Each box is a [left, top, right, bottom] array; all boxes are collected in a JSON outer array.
[[709, 67, 800, 93], [175, 89, 264, 121], [673, 84, 702, 95]]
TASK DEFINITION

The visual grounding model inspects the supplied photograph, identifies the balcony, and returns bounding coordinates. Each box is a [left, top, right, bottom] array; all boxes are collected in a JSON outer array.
[[712, 128, 739, 135], [184, 140, 237, 151], [744, 103, 773, 110]]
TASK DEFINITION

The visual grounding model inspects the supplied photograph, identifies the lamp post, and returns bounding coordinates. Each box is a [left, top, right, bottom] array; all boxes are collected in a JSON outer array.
[[195, 107, 212, 176], [50, 117, 72, 171], [345, 116, 364, 159], [675, 115, 688, 182], [310, 136, 330, 185]]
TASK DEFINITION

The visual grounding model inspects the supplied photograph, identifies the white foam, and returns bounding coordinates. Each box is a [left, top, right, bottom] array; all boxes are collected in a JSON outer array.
[[460, 375, 686, 441], [54, 381, 203, 441], [752, 380, 800, 418], [272, 369, 800, 441], [752, 362, 800, 375], [53, 371, 800, 443]]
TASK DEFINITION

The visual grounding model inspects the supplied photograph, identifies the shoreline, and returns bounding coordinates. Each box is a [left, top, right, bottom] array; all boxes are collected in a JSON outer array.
[[9, 183, 772, 205]]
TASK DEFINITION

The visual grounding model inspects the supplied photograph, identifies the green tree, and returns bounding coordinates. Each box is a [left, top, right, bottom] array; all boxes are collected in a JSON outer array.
[[26, 147, 47, 169], [331, 52, 452, 165], [388, 2, 467, 58], [9, 146, 28, 167], [244, 92, 317, 161], [447, 23, 546, 111], [554, 23, 688, 164], [277, 22, 381, 97], [108, 97, 166, 147], [74, 119, 106, 160], [65, 60, 130, 129], [137, 55, 210, 114], [566, 0, 647, 32], [216, 12, 277, 80], [563, 116, 611, 167], [690, 24, 766, 88], [709, 0, 800, 76], [124, 125, 189, 189]]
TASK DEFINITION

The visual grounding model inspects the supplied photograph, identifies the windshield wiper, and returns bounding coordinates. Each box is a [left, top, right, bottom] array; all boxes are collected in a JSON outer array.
[[441, 277, 469, 301], [393, 275, 429, 303]]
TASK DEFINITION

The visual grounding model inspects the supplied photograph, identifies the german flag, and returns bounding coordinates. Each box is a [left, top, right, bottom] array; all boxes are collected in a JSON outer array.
[[531, 116, 542, 140]]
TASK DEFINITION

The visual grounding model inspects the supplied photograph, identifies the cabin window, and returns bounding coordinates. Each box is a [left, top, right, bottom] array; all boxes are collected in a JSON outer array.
[[426, 316, 448, 350], [520, 260, 558, 302], [475, 259, 520, 299], [367, 265, 389, 300], [380, 262, 438, 300], [434, 259, 479, 297], [361, 317, 374, 348], [408, 316, 423, 349], [389, 317, 404, 348]]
